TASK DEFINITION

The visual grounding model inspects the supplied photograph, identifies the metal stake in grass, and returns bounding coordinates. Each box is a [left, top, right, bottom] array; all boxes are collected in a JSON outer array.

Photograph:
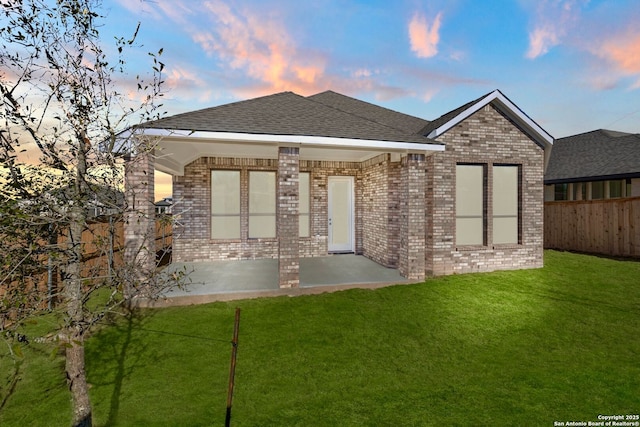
[[226, 308, 241, 427]]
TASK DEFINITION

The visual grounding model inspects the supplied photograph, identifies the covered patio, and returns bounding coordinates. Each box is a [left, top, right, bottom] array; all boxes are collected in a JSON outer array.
[[148, 254, 411, 306]]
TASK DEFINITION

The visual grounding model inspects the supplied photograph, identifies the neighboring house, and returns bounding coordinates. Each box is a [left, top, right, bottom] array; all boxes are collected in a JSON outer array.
[[155, 197, 173, 215], [544, 129, 640, 201], [125, 89, 553, 287]]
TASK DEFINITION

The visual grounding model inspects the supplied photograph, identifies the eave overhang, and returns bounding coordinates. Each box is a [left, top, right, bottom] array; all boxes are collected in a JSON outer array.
[[129, 128, 444, 176]]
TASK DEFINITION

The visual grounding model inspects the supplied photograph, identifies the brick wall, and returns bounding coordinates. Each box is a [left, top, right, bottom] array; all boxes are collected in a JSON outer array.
[[427, 104, 545, 275], [123, 149, 156, 281], [398, 154, 426, 279], [277, 147, 299, 288]]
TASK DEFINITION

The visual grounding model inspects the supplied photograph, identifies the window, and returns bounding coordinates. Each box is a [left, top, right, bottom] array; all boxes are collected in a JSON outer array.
[[591, 181, 604, 200], [299, 172, 310, 237], [554, 183, 568, 201], [493, 165, 519, 244], [456, 164, 485, 245], [609, 180, 624, 198], [626, 179, 632, 197], [211, 170, 240, 239], [249, 171, 276, 238]]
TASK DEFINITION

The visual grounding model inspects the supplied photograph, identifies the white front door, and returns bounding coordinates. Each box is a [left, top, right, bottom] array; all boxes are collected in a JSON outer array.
[[328, 176, 354, 253]]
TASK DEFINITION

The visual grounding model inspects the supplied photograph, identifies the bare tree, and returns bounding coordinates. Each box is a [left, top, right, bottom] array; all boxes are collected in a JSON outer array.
[[0, 1, 179, 425]]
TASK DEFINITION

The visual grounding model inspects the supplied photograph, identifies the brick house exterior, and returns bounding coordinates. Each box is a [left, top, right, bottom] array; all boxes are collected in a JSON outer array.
[[124, 90, 552, 288]]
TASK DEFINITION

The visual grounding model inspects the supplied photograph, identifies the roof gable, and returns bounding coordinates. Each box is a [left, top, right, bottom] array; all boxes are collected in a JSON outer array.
[[544, 129, 640, 183], [421, 89, 554, 150]]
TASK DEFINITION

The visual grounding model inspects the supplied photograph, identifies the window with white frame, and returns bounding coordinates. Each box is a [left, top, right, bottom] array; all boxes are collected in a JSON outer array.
[[493, 165, 519, 244], [249, 171, 276, 238], [456, 164, 485, 245], [211, 170, 240, 239], [299, 172, 310, 237]]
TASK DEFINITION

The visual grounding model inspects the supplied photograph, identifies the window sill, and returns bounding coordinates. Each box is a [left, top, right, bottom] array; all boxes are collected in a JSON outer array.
[[456, 245, 487, 252], [492, 243, 521, 249], [456, 243, 522, 251]]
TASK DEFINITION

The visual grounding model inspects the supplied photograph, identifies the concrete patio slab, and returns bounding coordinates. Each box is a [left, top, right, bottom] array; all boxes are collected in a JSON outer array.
[[146, 255, 411, 306]]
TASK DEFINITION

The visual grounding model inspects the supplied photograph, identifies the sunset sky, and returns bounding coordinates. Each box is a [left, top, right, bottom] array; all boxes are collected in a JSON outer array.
[[100, 0, 640, 199]]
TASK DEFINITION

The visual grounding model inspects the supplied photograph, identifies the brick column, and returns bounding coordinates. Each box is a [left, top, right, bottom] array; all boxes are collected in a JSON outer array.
[[123, 147, 156, 296], [399, 153, 426, 280], [277, 146, 300, 288]]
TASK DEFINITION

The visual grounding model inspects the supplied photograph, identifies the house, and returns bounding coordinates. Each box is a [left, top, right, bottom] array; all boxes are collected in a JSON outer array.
[[544, 129, 640, 201], [155, 197, 173, 215], [123, 89, 553, 288]]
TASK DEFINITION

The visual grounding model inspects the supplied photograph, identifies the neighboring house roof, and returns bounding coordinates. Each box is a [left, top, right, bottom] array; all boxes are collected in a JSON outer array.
[[154, 197, 173, 207], [421, 89, 554, 150], [545, 129, 640, 184], [141, 91, 437, 145]]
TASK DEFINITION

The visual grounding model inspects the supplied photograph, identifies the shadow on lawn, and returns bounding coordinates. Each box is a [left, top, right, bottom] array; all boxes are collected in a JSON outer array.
[[86, 308, 156, 426]]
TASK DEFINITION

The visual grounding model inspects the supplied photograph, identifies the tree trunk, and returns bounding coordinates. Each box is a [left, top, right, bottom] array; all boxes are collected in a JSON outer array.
[[66, 331, 92, 427], [65, 131, 92, 427], [65, 204, 93, 426]]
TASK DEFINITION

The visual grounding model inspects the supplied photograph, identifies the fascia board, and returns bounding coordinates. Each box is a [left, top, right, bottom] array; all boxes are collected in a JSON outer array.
[[427, 90, 554, 149], [139, 128, 445, 152]]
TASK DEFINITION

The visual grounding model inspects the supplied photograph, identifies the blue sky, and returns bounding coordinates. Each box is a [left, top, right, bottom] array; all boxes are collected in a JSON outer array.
[[100, 0, 640, 198]]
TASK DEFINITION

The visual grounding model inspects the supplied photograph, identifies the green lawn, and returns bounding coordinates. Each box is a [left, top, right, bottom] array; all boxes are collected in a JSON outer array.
[[1, 250, 639, 426]]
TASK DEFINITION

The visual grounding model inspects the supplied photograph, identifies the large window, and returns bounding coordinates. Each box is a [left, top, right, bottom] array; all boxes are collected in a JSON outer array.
[[211, 170, 240, 239], [249, 171, 276, 238], [299, 172, 310, 237], [456, 164, 485, 245], [493, 165, 519, 244]]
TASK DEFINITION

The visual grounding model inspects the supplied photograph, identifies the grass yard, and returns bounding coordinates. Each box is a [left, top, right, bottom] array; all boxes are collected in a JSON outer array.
[[1, 250, 639, 426]]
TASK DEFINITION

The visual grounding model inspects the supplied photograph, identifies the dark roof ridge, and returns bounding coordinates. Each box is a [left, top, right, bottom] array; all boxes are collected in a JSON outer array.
[[309, 90, 430, 126], [557, 128, 635, 140]]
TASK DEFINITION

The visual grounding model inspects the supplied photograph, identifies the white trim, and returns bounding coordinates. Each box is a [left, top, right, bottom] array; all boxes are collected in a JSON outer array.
[[426, 90, 554, 149], [136, 127, 445, 152]]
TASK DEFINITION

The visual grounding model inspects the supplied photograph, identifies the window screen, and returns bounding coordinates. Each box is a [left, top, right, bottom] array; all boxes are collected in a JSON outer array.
[[299, 172, 310, 237], [211, 170, 240, 239], [249, 171, 276, 238], [456, 165, 484, 245], [493, 165, 519, 244]]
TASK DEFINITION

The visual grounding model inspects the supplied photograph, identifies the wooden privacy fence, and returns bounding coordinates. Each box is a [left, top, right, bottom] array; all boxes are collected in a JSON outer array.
[[1, 218, 172, 309], [544, 197, 640, 258]]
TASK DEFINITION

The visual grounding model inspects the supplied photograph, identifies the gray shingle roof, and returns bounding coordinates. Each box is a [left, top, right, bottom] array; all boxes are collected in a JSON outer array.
[[141, 91, 439, 145], [544, 129, 640, 183], [307, 90, 430, 134]]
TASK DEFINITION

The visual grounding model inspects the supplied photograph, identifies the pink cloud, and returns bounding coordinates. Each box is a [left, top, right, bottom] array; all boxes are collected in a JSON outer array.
[[524, 0, 586, 59], [191, 0, 332, 96], [526, 26, 559, 59], [408, 12, 442, 59], [598, 33, 640, 74], [589, 31, 640, 90]]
